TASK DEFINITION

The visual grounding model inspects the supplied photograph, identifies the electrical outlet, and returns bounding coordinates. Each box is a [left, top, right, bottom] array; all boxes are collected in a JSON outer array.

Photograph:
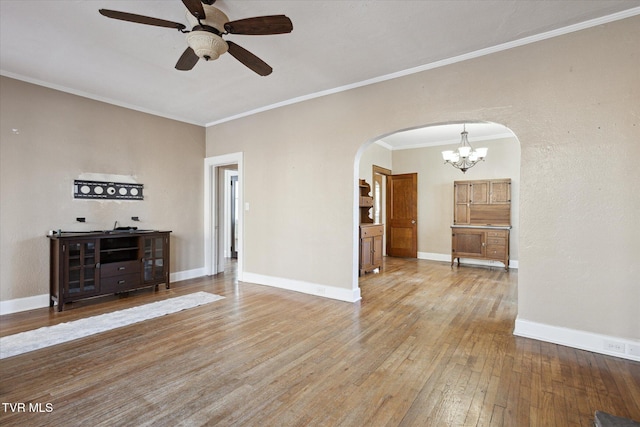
[[628, 343, 640, 356], [603, 340, 625, 353], [315, 287, 326, 296]]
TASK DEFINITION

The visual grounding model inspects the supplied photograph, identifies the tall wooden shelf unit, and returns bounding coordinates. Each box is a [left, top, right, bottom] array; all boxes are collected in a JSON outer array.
[[451, 179, 511, 271], [49, 230, 171, 311], [359, 179, 383, 275]]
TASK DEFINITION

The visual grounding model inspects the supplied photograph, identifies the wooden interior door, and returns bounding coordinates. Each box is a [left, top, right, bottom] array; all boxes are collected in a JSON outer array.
[[386, 173, 418, 258]]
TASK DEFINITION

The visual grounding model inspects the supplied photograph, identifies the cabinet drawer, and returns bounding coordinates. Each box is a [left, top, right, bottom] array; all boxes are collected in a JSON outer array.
[[486, 246, 506, 258], [101, 260, 140, 278], [360, 225, 383, 238], [359, 196, 374, 207], [487, 230, 508, 238], [486, 237, 506, 246], [101, 273, 141, 292]]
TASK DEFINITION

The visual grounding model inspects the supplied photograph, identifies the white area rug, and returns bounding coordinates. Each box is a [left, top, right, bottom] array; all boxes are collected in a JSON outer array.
[[0, 291, 224, 359]]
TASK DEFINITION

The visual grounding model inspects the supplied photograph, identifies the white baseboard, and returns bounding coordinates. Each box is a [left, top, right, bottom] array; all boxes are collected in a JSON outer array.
[[0, 268, 207, 316], [514, 317, 640, 362], [0, 294, 51, 315], [417, 252, 450, 262], [418, 252, 519, 269], [242, 272, 361, 303], [170, 267, 206, 283]]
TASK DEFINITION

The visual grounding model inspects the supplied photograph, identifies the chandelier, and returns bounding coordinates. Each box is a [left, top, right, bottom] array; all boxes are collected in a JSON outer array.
[[441, 124, 488, 173]]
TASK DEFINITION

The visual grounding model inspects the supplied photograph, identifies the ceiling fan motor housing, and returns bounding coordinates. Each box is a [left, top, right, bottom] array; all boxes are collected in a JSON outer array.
[[185, 4, 228, 33]]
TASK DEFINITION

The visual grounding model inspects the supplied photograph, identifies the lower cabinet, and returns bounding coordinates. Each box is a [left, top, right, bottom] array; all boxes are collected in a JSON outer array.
[[49, 230, 171, 311], [451, 226, 510, 271], [100, 260, 142, 294], [360, 224, 384, 276]]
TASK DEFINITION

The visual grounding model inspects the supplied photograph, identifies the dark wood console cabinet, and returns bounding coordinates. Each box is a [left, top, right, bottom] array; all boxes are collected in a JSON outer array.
[[49, 230, 171, 311]]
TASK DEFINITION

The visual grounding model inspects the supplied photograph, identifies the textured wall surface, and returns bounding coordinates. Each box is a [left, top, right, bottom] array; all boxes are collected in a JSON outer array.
[[207, 16, 639, 340]]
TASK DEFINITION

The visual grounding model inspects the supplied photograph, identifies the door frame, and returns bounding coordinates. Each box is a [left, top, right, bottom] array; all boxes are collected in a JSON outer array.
[[204, 152, 243, 279], [228, 173, 239, 258], [372, 165, 391, 255]]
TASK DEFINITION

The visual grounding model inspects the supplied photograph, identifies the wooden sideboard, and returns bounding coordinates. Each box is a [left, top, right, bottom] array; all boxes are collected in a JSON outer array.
[[49, 230, 171, 311], [451, 178, 511, 271]]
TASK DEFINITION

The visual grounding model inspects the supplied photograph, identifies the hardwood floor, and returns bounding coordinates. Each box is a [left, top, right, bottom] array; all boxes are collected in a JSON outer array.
[[1, 257, 638, 426]]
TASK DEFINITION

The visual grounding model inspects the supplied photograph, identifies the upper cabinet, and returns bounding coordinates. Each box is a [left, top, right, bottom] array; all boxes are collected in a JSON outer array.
[[488, 180, 511, 204], [359, 179, 374, 224], [454, 179, 511, 226]]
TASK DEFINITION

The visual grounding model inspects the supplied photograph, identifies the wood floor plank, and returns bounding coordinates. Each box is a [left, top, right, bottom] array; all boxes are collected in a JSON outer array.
[[1, 258, 639, 426]]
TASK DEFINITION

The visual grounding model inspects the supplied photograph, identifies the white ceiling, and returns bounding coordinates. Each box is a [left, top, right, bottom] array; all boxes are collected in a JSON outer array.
[[377, 122, 514, 150], [1, 1, 639, 145]]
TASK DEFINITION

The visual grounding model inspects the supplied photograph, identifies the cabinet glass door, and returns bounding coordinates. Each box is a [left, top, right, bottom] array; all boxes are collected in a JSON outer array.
[[66, 240, 97, 295], [144, 236, 165, 282]]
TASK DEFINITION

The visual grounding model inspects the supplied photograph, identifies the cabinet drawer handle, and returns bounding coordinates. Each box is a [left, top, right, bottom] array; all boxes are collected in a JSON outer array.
[[118, 280, 126, 284], [118, 266, 126, 271]]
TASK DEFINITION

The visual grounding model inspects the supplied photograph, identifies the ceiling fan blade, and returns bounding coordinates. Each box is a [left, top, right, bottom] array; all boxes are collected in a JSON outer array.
[[99, 9, 186, 31], [181, 0, 206, 20], [175, 47, 200, 71], [226, 41, 272, 76], [224, 15, 293, 35]]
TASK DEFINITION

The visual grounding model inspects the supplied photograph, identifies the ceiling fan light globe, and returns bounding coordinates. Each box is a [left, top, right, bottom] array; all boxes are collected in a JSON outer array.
[[187, 31, 228, 60]]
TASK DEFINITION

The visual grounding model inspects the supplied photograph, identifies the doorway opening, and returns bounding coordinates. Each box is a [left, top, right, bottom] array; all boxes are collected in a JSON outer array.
[[204, 152, 244, 280]]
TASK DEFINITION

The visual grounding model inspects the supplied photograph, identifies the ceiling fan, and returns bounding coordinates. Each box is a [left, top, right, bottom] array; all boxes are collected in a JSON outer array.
[[99, 0, 293, 75]]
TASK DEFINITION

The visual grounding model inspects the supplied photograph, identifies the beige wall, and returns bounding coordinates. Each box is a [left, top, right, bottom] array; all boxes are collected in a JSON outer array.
[[0, 77, 205, 302], [358, 142, 392, 183], [207, 16, 639, 340]]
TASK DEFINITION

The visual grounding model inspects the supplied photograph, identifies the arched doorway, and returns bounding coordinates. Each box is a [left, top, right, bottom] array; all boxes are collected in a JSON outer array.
[[355, 121, 521, 280]]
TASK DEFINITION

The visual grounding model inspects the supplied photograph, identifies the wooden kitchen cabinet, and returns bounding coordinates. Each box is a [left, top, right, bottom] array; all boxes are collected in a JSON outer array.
[[453, 179, 511, 225], [451, 178, 511, 271], [49, 230, 171, 311], [451, 226, 510, 271], [359, 223, 383, 276], [358, 179, 384, 275], [359, 179, 374, 224]]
